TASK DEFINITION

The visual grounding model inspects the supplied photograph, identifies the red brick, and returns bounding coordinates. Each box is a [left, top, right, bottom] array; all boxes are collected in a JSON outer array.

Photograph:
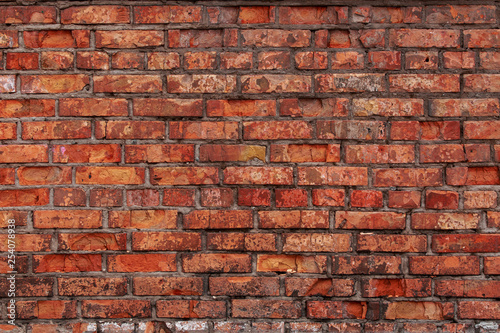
[[0, 188, 49, 207], [480, 52, 500, 69], [220, 52, 253, 69], [0, 234, 51, 252], [409, 256, 480, 275], [283, 233, 351, 252], [427, 5, 496, 23], [163, 189, 195, 207], [241, 75, 311, 93], [135, 98, 202, 117], [0, 123, 16, 140], [224, 167, 292, 185], [239, 6, 274, 24], [390, 29, 459, 47], [21, 75, 89, 94], [58, 277, 127, 296], [384, 302, 453, 320], [24, 30, 89, 48], [34, 210, 102, 229], [279, 7, 347, 25], [307, 301, 379, 320], [405, 51, 438, 70], [425, 191, 459, 211], [134, 6, 202, 24], [466, 192, 497, 209], [200, 145, 265, 163], [465, 29, 500, 48], [241, 29, 310, 47], [335, 211, 405, 230], [346, 145, 414, 164], [458, 301, 500, 319], [0, 145, 48, 163], [126, 144, 194, 164], [316, 74, 384, 93], [362, 278, 431, 297], [16, 300, 77, 319], [358, 235, 426, 253], [40, 51, 73, 69], [485, 257, 500, 274], [331, 51, 364, 69], [271, 144, 339, 163], [351, 190, 383, 208], [109, 210, 177, 229], [60, 98, 127, 117], [238, 189, 271, 207], [420, 144, 465, 163], [200, 188, 233, 207], [170, 121, 237, 140], [317, 120, 385, 140], [432, 234, 500, 253], [0, 255, 28, 273], [465, 144, 491, 162], [390, 74, 460, 92], [96, 120, 165, 139], [168, 74, 236, 93], [210, 277, 278, 296], [295, 51, 328, 69], [0, 6, 56, 24], [208, 7, 238, 24], [259, 210, 329, 229], [6, 52, 39, 70], [280, 98, 348, 118], [184, 210, 252, 229], [82, 300, 151, 319], [0, 211, 28, 228], [169, 29, 223, 48], [368, 51, 401, 70], [333, 256, 401, 274], [184, 51, 216, 70], [157, 300, 225, 319], [151, 167, 218, 185], [76, 167, 144, 185], [94, 75, 162, 93], [183, 253, 251, 273], [444, 51, 475, 69], [89, 189, 122, 207], [244, 121, 312, 140], [147, 52, 180, 70], [133, 277, 203, 296], [258, 254, 327, 273], [62, 6, 129, 24], [299, 167, 368, 186], [17, 166, 71, 185], [96, 30, 163, 48], [112, 52, 144, 69], [58, 232, 126, 251], [76, 51, 109, 70], [412, 212, 479, 230], [53, 144, 120, 163], [373, 168, 442, 187], [286, 278, 354, 297], [465, 74, 500, 92], [108, 253, 177, 272], [34, 254, 101, 273], [23, 120, 90, 140], [312, 189, 345, 207], [258, 51, 290, 70], [0, 99, 54, 118], [447, 166, 500, 185], [388, 191, 421, 209], [328, 323, 362, 333], [0, 277, 52, 297], [126, 189, 159, 207], [232, 299, 300, 319]]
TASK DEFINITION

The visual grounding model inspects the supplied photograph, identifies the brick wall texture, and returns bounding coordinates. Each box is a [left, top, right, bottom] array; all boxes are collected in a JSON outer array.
[[0, 1, 499, 332]]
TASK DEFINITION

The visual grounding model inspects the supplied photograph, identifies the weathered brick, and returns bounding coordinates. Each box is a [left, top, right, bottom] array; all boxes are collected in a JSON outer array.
[[82, 300, 151, 318], [316, 74, 384, 93], [157, 300, 226, 318], [34, 254, 101, 272], [111, 51, 144, 69], [16, 300, 77, 319], [426, 5, 496, 23], [389, 74, 460, 92], [94, 75, 162, 93], [58, 232, 126, 251], [0, 234, 51, 252], [307, 301, 379, 320], [384, 302, 453, 320], [464, 74, 500, 92], [362, 278, 431, 297], [295, 52, 328, 69], [346, 145, 414, 164], [358, 235, 427, 252], [333, 256, 401, 274], [432, 234, 500, 253], [220, 52, 253, 69], [317, 121, 385, 140], [147, 52, 180, 70], [283, 233, 351, 252], [373, 168, 442, 187], [168, 75, 236, 93], [409, 256, 480, 275], [0, 6, 56, 24], [259, 210, 329, 229], [271, 144, 340, 163], [96, 30, 163, 48], [107, 253, 177, 272], [238, 189, 271, 207], [76, 51, 109, 70], [58, 277, 127, 296], [18, 166, 71, 185], [6, 52, 39, 70], [34, 210, 102, 229], [133, 276, 202, 296], [257, 254, 327, 273], [465, 29, 500, 48], [280, 98, 348, 117], [466, 191, 497, 209], [135, 6, 202, 23], [242, 75, 311, 93], [21, 75, 89, 93], [299, 167, 368, 186], [412, 213, 479, 230], [62, 6, 129, 24], [184, 210, 252, 229], [53, 144, 121, 163], [76, 167, 145, 185], [458, 301, 500, 319], [151, 167, 219, 185], [350, 190, 383, 208], [279, 6, 348, 25], [109, 210, 177, 229], [200, 145, 265, 162], [182, 253, 252, 273], [335, 211, 405, 230], [241, 29, 310, 47], [431, 99, 499, 117], [447, 166, 500, 185], [0, 188, 49, 207]]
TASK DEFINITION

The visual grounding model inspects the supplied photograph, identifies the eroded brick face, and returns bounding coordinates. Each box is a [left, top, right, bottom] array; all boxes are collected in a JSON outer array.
[[2, 1, 500, 331]]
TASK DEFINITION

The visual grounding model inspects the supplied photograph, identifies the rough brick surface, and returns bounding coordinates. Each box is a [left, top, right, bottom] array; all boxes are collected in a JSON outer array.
[[1, 1, 499, 331]]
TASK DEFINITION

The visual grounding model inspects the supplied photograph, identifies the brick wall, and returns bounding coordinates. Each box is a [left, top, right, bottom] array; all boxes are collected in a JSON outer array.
[[1, 2, 499, 332]]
